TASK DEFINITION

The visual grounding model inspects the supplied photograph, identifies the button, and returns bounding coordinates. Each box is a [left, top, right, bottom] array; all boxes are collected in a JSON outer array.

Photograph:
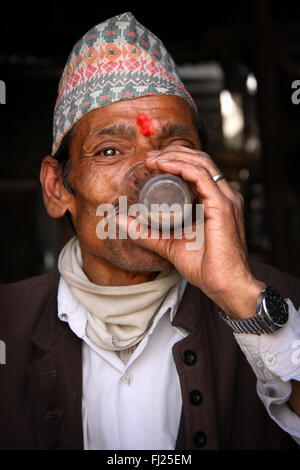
[[189, 389, 203, 406], [182, 350, 197, 366], [122, 374, 133, 385], [193, 430, 207, 448], [265, 353, 277, 366], [255, 357, 265, 369]]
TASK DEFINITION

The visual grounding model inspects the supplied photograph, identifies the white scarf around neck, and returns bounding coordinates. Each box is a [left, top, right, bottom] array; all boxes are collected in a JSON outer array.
[[58, 237, 180, 351]]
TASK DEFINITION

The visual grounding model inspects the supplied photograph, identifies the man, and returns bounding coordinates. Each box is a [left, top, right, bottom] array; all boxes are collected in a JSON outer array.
[[0, 12, 299, 450]]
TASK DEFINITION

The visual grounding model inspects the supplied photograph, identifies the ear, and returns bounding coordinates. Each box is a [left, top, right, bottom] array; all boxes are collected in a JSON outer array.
[[40, 156, 76, 219]]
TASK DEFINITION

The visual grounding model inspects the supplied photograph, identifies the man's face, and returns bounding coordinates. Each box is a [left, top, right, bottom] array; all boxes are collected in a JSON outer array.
[[67, 94, 201, 272]]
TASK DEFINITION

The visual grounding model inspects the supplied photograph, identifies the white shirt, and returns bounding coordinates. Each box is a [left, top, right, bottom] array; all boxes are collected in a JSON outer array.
[[57, 276, 300, 448], [58, 275, 188, 450], [234, 298, 300, 445]]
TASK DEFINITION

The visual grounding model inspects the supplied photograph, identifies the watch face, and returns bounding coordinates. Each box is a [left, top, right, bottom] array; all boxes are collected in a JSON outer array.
[[264, 286, 289, 327]]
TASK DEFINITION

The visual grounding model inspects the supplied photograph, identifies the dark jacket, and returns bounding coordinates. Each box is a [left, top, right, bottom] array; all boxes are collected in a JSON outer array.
[[0, 260, 299, 450]]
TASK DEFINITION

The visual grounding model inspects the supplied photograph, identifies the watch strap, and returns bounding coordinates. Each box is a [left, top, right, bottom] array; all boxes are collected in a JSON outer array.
[[218, 286, 288, 335], [218, 306, 277, 334]]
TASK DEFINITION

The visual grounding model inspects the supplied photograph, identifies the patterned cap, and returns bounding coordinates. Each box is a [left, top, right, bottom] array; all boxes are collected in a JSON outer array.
[[52, 12, 196, 155]]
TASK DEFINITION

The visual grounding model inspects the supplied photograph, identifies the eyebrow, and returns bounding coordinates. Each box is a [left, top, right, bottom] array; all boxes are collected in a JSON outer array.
[[157, 123, 195, 139], [90, 123, 137, 139], [87, 121, 195, 141]]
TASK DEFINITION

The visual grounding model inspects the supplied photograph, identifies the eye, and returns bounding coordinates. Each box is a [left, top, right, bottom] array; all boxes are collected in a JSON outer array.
[[97, 147, 120, 158]]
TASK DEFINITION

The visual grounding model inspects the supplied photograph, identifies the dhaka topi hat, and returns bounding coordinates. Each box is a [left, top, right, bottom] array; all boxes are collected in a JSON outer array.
[[52, 11, 196, 155]]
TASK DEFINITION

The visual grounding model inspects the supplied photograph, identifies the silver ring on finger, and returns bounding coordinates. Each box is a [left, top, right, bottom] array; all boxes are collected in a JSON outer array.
[[212, 172, 225, 183]]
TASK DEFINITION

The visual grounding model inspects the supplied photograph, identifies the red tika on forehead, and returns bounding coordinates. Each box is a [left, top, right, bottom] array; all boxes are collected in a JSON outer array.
[[137, 113, 154, 137]]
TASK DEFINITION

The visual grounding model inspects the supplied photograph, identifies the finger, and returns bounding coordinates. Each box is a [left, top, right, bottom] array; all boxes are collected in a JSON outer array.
[[150, 158, 226, 203], [232, 196, 248, 253], [147, 149, 246, 232], [147, 147, 234, 197], [153, 158, 247, 248], [148, 156, 248, 252], [147, 147, 218, 171]]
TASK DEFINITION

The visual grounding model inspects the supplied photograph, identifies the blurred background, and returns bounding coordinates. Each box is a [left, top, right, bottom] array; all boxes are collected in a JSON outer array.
[[0, 0, 299, 283]]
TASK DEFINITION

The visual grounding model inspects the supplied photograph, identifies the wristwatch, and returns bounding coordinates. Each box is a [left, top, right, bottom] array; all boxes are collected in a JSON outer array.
[[219, 286, 289, 334]]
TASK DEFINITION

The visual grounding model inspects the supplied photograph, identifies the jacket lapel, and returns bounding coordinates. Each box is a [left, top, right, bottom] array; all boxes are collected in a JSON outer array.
[[28, 283, 83, 450]]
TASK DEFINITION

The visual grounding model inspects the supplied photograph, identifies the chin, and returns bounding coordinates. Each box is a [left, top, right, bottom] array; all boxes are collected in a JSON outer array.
[[106, 238, 172, 272]]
